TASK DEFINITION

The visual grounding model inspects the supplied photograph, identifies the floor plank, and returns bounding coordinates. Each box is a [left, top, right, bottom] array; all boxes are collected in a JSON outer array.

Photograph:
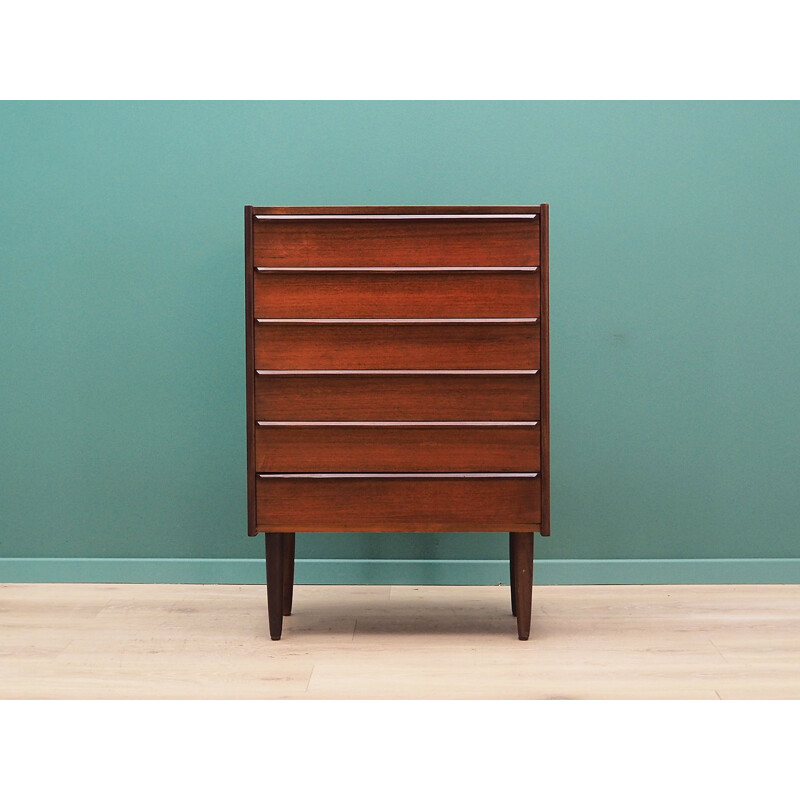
[[1, 583, 798, 699]]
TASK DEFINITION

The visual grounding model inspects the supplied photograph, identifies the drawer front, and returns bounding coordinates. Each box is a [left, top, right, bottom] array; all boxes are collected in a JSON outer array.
[[256, 475, 541, 532], [254, 423, 541, 472], [253, 269, 540, 319], [254, 372, 540, 421], [254, 321, 540, 370], [252, 217, 540, 267]]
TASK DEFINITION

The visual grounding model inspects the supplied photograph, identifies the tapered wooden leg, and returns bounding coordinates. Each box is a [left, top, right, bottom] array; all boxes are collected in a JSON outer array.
[[509, 532, 518, 617], [282, 532, 295, 616], [265, 533, 286, 640], [511, 531, 534, 640]]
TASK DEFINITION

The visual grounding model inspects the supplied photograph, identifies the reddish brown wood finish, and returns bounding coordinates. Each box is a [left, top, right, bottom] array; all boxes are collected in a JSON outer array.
[[253, 269, 540, 319], [283, 533, 295, 616], [265, 532, 286, 639], [244, 206, 257, 537], [256, 475, 542, 533], [254, 372, 541, 421], [539, 204, 551, 537], [509, 532, 518, 616], [254, 321, 540, 370], [245, 205, 549, 638], [252, 217, 540, 267], [255, 423, 541, 473], [511, 531, 534, 640], [252, 205, 540, 216]]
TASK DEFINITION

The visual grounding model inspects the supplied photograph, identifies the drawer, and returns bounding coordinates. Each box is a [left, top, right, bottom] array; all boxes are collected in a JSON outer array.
[[254, 372, 541, 421], [256, 474, 541, 532], [253, 268, 540, 319], [254, 422, 541, 472], [252, 217, 540, 267], [253, 321, 540, 370]]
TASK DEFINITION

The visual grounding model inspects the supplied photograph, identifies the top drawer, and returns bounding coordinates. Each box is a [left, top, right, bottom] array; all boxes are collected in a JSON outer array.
[[252, 216, 540, 267]]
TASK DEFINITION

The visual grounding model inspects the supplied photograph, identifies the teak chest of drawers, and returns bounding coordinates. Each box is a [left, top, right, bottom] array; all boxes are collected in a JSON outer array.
[[244, 205, 550, 640]]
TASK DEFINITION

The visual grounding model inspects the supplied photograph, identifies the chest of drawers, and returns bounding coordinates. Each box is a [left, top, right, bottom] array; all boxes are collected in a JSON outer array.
[[244, 205, 550, 640]]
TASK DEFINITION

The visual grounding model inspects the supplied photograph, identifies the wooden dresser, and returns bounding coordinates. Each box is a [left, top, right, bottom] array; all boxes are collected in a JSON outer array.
[[244, 205, 549, 640]]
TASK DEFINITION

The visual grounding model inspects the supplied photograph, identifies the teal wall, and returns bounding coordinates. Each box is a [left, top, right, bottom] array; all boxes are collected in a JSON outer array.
[[2, 101, 799, 583]]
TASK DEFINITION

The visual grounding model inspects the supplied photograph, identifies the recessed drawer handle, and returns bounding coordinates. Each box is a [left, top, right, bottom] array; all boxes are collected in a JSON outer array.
[[256, 421, 538, 427], [255, 266, 539, 272], [255, 369, 539, 375], [258, 472, 539, 479], [255, 318, 538, 324], [255, 214, 537, 220]]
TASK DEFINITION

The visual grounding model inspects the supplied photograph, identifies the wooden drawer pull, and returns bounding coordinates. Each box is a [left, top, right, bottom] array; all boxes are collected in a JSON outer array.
[[255, 369, 539, 375], [258, 472, 539, 479], [255, 266, 539, 272], [255, 317, 538, 324], [256, 420, 538, 426], [255, 213, 537, 221]]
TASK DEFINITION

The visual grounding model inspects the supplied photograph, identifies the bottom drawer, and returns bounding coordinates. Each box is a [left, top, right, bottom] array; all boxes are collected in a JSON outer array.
[[256, 474, 541, 533]]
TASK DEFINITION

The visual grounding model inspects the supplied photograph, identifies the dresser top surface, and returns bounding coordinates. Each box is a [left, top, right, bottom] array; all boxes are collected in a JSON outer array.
[[249, 205, 544, 216]]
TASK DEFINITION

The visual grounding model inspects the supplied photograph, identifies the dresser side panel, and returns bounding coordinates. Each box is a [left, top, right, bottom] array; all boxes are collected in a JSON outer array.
[[244, 206, 257, 537], [539, 204, 550, 536]]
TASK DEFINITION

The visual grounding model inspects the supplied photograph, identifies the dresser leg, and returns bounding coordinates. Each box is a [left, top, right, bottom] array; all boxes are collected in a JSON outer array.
[[509, 532, 518, 617], [265, 533, 287, 640], [282, 532, 295, 616], [511, 532, 534, 640]]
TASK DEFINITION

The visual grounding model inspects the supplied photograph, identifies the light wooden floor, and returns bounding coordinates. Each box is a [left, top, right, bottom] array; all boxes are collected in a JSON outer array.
[[1, 583, 798, 699]]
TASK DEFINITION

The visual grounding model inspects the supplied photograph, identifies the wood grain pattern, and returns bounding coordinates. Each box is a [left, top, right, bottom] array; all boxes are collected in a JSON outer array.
[[509, 533, 518, 616], [255, 423, 541, 473], [539, 203, 550, 537], [252, 205, 541, 216], [512, 531, 534, 640], [7, 584, 800, 699], [245, 205, 549, 636], [265, 533, 286, 639], [244, 206, 257, 537], [256, 475, 541, 533], [254, 372, 541, 421], [253, 269, 540, 318], [254, 321, 540, 370], [283, 532, 295, 616], [252, 217, 540, 267]]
